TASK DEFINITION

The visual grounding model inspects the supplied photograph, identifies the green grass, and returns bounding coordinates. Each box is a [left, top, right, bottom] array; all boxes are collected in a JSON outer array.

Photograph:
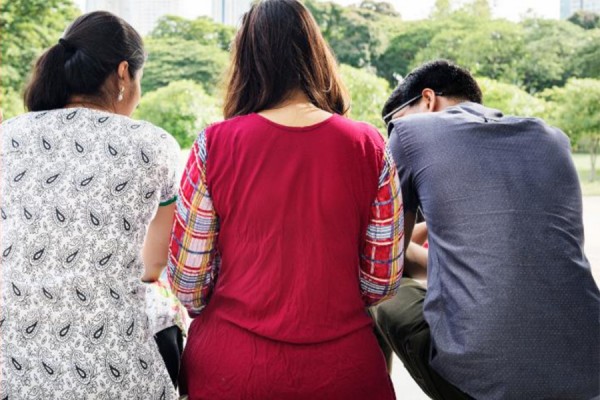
[[573, 153, 600, 197]]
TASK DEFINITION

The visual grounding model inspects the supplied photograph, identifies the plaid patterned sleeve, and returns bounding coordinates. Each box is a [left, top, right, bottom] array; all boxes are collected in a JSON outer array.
[[360, 148, 404, 306], [167, 130, 220, 318]]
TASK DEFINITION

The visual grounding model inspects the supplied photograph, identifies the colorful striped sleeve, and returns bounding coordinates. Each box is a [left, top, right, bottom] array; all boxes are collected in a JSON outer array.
[[360, 147, 404, 306], [167, 130, 220, 317]]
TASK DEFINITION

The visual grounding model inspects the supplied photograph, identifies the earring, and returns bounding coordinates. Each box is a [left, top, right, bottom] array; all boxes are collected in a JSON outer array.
[[117, 87, 124, 102]]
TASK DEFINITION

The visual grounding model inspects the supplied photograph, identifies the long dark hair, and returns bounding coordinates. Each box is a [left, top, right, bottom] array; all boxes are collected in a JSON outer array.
[[24, 11, 145, 111], [223, 0, 349, 119]]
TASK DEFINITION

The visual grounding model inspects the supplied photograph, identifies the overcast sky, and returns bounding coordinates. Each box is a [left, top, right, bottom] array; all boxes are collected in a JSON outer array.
[[76, 0, 560, 21]]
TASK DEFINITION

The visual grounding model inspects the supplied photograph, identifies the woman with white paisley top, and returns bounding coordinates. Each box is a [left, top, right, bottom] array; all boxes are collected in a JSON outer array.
[[0, 11, 182, 399]]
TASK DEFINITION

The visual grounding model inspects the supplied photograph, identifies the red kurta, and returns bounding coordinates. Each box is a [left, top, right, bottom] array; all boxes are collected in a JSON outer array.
[[175, 114, 399, 399]]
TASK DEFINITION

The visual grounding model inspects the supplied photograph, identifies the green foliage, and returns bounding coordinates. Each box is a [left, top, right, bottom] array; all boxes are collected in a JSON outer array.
[[572, 30, 600, 79], [568, 10, 600, 30], [541, 79, 600, 181], [340, 64, 390, 133], [374, 6, 598, 95], [0, 0, 78, 118], [477, 77, 546, 117], [134, 80, 222, 148], [149, 15, 235, 51], [1, 89, 26, 121], [374, 21, 440, 84], [412, 19, 524, 83], [431, 0, 451, 19], [516, 19, 587, 93], [358, 1, 399, 17], [305, 0, 390, 68], [462, 0, 491, 19], [142, 38, 229, 95]]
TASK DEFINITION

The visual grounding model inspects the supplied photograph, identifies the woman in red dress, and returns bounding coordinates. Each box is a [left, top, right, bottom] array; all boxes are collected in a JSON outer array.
[[167, 1, 404, 398]]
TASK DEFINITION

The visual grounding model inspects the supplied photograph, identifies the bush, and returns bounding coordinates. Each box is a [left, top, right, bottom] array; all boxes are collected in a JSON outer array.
[[135, 80, 222, 148]]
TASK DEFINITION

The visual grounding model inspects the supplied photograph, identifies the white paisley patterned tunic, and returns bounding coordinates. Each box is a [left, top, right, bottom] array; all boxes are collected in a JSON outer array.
[[0, 108, 180, 400]]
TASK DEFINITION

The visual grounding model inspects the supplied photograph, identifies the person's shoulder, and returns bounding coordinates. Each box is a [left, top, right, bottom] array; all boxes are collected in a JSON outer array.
[[1, 113, 29, 132], [117, 115, 181, 152], [390, 102, 499, 138], [510, 116, 571, 148], [388, 112, 439, 141], [331, 114, 385, 146], [204, 114, 245, 133]]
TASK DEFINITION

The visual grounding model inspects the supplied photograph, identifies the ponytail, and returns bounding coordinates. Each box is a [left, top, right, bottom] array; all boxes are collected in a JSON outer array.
[[24, 43, 71, 111], [23, 11, 145, 112]]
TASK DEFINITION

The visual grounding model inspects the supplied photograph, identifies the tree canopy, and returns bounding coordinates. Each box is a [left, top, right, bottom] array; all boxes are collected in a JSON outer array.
[[478, 77, 546, 117], [541, 79, 600, 181], [142, 38, 229, 95], [134, 80, 222, 148], [340, 65, 390, 133], [568, 10, 600, 30], [0, 0, 78, 117], [149, 15, 235, 50]]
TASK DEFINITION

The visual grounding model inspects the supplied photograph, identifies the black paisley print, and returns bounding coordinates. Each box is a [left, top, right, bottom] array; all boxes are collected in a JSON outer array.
[[0, 108, 180, 399]]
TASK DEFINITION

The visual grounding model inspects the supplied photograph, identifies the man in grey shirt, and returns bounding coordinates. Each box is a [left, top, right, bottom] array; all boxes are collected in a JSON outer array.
[[375, 60, 600, 399]]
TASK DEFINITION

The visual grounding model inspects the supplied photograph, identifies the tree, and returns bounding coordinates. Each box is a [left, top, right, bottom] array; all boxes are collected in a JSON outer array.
[[477, 77, 546, 117], [1, 89, 25, 121], [134, 80, 222, 148], [462, 0, 491, 19], [374, 21, 441, 84], [305, 0, 385, 67], [431, 0, 452, 19], [142, 38, 229, 95], [516, 19, 587, 93], [339, 64, 390, 133], [541, 79, 600, 181], [568, 10, 600, 30], [572, 29, 600, 80], [452, 20, 523, 82], [0, 0, 78, 118], [411, 18, 524, 84], [149, 15, 235, 51], [471, 0, 492, 19], [359, 1, 399, 17]]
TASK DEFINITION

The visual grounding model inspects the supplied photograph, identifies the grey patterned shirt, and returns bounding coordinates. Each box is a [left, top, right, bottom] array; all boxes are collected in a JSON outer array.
[[388, 102, 600, 400]]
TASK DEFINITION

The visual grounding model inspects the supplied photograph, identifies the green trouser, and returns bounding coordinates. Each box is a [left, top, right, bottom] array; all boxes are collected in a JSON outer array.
[[371, 278, 473, 400]]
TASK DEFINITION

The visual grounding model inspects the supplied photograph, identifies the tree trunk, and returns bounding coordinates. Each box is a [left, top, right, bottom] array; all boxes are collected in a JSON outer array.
[[590, 136, 599, 182]]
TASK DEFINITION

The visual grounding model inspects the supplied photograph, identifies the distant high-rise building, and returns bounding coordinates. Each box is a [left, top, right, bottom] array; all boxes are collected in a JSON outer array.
[[211, 0, 252, 26], [560, 0, 600, 19], [85, 0, 184, 35]]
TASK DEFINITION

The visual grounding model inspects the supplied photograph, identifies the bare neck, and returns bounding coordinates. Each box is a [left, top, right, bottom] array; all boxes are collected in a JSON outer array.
[[258, 90, 333, 128], [66, 95, 116, 114]]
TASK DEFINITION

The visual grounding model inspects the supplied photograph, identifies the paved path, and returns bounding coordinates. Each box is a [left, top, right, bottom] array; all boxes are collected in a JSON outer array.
[[391, 196, 600, 398]]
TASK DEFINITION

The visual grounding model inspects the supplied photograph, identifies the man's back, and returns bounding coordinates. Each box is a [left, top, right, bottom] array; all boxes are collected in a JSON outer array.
[[389, 102, 600, 399]]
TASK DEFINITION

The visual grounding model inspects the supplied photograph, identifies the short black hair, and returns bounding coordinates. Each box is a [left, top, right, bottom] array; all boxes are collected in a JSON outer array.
[[382, 60, 482, 124]]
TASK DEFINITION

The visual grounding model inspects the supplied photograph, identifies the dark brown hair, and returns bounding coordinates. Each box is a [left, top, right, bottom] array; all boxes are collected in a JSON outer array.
[[223, 0, 349, 119], [24, 11, 145, 111]]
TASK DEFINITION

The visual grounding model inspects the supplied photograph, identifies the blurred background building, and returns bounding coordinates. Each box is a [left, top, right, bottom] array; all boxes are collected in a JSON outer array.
[[86, 0, 185, 34], [212, 0, 253, 26], [83, 0, 252, 34], [561, 0, 600, 18]]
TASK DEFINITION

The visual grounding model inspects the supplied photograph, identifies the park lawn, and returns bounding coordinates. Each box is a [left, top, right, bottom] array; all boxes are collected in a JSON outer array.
[[573, 153, 600, 197]]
